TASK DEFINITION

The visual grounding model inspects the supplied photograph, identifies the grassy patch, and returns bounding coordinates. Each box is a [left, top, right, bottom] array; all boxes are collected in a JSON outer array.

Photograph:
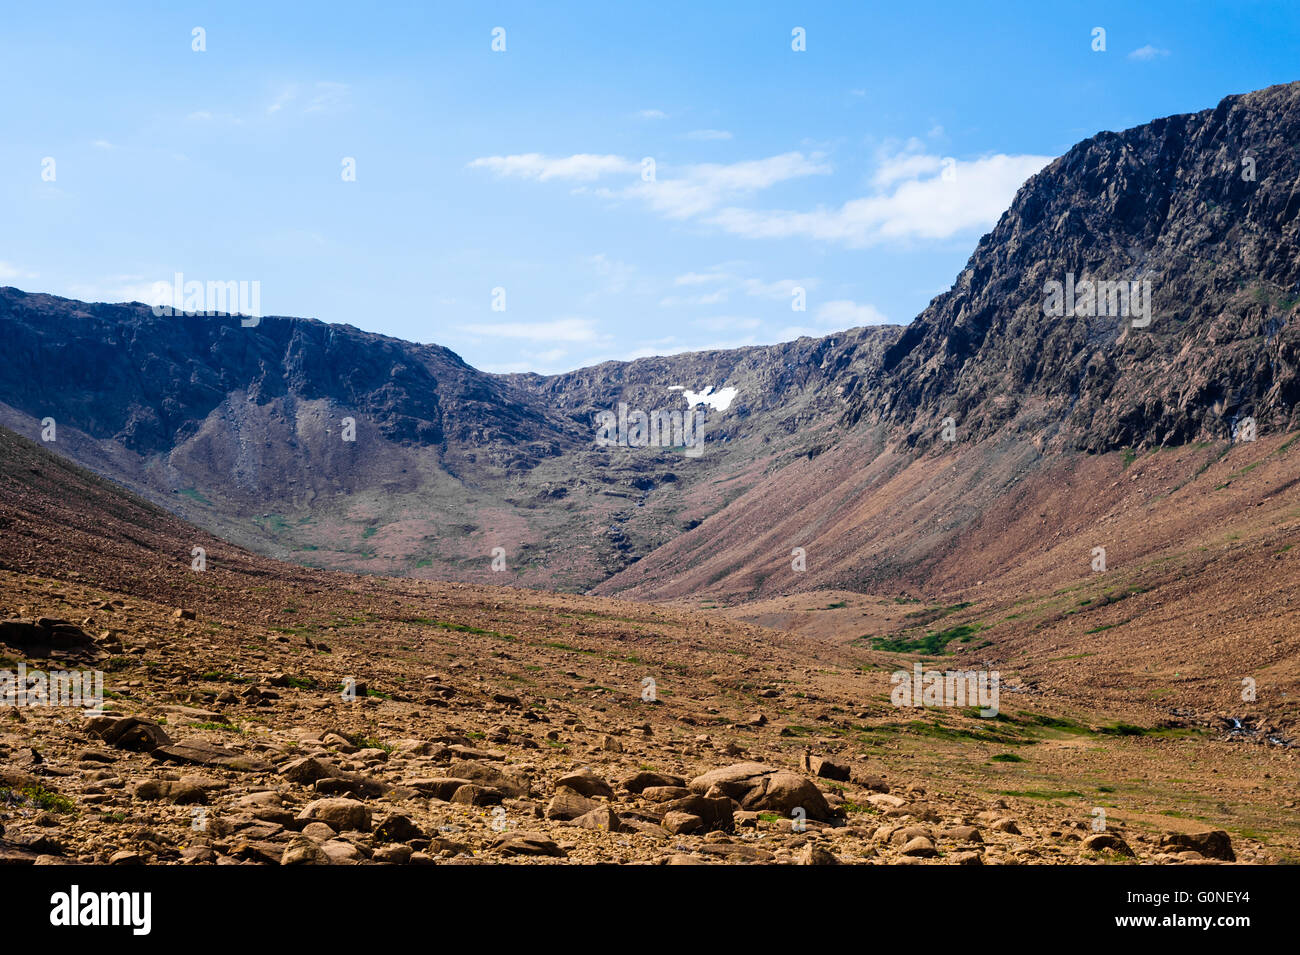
[[343, 733, 393, 752], [404, 618, 516, 641], [1096, 722, 1147, 737], [871, 622, 985, 655], [1, 784, 76, 814]]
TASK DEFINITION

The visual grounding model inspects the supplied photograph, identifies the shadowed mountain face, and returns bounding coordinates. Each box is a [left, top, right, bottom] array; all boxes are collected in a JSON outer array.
[[3, 83, 1300, 598], [0, 286, 900, 589], [848, 80, 1300, 453]]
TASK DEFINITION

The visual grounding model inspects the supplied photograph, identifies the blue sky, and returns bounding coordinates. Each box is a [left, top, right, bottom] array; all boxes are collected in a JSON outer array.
[[3, 1, 1298, 373]]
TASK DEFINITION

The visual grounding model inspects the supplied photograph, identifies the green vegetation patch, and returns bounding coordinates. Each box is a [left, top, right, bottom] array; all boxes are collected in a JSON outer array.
[[871, 622, 985, 655]]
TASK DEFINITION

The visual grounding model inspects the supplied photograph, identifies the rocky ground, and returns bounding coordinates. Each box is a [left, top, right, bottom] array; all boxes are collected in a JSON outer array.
[[1, 565, 1292, 865], [1, 427, 1295, 865]]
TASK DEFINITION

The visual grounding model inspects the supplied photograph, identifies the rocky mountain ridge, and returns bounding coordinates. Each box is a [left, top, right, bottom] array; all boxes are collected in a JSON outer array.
[[3, 82, 1299, 595]]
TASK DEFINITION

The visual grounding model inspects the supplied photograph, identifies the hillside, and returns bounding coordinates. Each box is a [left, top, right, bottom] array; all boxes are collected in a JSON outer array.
[[597, 81, 1300, 601], [0, 288, 898, 589]]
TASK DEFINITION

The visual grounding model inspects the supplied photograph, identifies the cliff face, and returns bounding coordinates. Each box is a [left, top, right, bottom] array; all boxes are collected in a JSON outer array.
[[0, 291, 576, 460], [850, 81, 1300, 453]]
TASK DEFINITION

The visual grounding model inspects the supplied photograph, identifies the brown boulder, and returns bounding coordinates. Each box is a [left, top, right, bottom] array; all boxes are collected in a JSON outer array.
[[1160, 830, 1234, 862]]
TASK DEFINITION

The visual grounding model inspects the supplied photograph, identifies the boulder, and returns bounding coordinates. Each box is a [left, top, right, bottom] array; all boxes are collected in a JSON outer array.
[[494, 832, 566, 857], [280, 835, 330, 865], [85, 715, 172, 751], [555, 768, 615, 798], [546, 787, 599, 821], [622, 770, 686, 793], [1160, 830, 1234, 862], [297, 798, 371, 832], [1083, 832, 1135, 857]]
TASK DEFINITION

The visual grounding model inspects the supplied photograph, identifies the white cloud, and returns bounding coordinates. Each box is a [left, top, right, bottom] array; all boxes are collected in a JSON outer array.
[[1128, 45, 1170, 61], [61, 276, 170, 305], [673, 270, 734, 286], [659, 288, 730, 307], [468, 143, 1043, 250], [186, 110, 243, 126], [775, 298, 890, 339], [267, 87, 295, 114], [708, 151, 1052, 246], [267, 81, 351, 116], [305, 81, 350, 113], [92, 140, 114, 150], [612, 152, 831, 219], [696, 315, 761, 332], [468, 153, 638, 182], [638, 109, 667, 119], [458, 317, 604, 343], [473, 150, 830, 219], [740, 276, 814, 300], [585, 253, 638, 293], [0, 261, 38, 282], [686, 129, 733, 141], [871, 147, 943, 188], [661, 271, 816, 308], [815, 299, 890, 327]]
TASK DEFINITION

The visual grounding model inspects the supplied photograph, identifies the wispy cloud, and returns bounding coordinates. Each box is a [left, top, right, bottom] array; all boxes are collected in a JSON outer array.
[[468, 153, 638, 182], [470, 150, 830, 220], [685, 129, 733, 141], [777, 299, 891, 339], [468, 143, 1046, 249], [660, 269, 818, 307], [0, 261, 38, 283], [61, 275, 166, 304], [609, 152, 831, 219], [267, 81, 351, 116], [458, 317, 605, 343], [815, 299, 890, 326], [695, 315, 761, 332], [1128, 44, 1171, 61], [637, 109, 667, 120], [305, 81, 350, 112], [709, 150, 1051, 246]]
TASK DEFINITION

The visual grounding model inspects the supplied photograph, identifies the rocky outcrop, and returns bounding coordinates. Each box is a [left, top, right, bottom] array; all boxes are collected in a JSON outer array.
[[846, 81, 1300, 453]]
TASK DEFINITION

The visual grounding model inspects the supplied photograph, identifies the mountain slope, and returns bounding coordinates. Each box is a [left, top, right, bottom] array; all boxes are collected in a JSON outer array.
[[0, 287, 899, 589], [598, 81, 1300, 601]]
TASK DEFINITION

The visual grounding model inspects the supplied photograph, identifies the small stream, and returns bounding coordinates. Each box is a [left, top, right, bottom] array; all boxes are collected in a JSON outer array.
[[1170, 708, 1295, 748]]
